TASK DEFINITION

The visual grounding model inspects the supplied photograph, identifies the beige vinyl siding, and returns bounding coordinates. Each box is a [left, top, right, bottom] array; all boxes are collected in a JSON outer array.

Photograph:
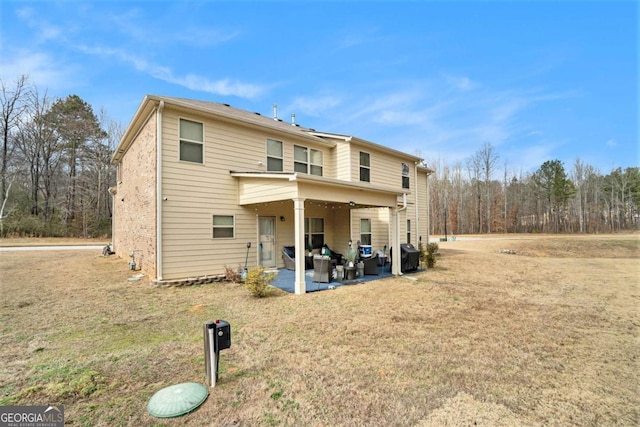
[[159, 108, 339, 279], [334, 141, 351, 181], [237, 178, 298, 205], [350, 208, 391, 251]]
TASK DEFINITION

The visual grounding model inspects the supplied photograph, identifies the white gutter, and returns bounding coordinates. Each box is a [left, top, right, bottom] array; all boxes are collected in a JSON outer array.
[[156, 101, 164, 281]]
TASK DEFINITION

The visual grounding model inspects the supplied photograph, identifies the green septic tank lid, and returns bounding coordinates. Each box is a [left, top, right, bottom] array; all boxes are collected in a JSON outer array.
[[147, 382, 209, 418]]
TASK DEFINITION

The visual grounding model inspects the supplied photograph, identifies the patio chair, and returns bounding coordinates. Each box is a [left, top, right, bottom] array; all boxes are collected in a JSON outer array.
[[282, 246, 296, 270], [362, 253, 380, 275], [321, 244, 344, 265], [313, 255, 333, 283]]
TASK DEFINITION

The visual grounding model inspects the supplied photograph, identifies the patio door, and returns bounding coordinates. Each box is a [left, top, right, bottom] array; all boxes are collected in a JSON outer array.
[[259, 216, 276, 268]]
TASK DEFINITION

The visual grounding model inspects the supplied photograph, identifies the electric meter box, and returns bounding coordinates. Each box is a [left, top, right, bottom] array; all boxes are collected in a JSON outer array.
[[215, 320, 231, 350]]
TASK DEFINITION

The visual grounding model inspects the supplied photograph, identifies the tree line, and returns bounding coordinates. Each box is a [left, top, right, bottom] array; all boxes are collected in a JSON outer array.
[[426, 142, 639, 235], [2, 76, 637, 239], [1, 76, 122, 238]]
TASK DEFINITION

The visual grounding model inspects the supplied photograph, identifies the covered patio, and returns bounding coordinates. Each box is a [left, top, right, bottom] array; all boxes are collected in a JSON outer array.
[[232, 171, 411, 295], [269, 263, 394, 293]]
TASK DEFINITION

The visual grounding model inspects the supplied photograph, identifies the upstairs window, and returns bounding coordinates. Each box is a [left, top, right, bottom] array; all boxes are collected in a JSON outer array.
[[213, 215, 234, 238], [360, 152, 370, 182], [266, 139, 283, 171], [179, 119, 204, 163], [402, 162, 410, 189], [310, 149, 323, 176], [294, 145, 323, 176], [360, 219, 372, 245]]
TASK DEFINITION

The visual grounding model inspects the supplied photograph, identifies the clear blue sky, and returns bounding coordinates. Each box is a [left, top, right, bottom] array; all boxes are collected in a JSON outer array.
[[1, 0, 637, 174]]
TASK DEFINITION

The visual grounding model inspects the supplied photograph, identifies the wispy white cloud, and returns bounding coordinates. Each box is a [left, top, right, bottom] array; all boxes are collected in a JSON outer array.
[[306, 75, 576, 170], [16, 7, 62, 42], [174, 28, 242, 47], [78, 45, 265, 99], [444, 74, 479, 92], [286, 95, 343, 117], [606, 138, 617, 147], [1, 49, 78, 91], [102, 7, 241, 47]]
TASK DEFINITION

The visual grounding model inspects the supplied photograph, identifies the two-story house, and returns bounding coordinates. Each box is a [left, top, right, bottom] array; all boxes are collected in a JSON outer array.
[[111, 95, 432, 294]]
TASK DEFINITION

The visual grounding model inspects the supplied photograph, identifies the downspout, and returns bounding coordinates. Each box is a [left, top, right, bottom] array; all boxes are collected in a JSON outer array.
[[399, 193, 407, 213], [156, 101, 165, 281]]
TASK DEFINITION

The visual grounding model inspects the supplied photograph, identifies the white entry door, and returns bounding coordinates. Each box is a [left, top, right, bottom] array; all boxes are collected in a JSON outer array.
[[259, 216, 276, 268]]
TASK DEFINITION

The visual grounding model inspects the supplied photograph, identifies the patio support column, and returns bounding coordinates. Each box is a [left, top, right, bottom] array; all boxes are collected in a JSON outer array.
[[391, 207, 401, 275], [293, 197, 306, 294]]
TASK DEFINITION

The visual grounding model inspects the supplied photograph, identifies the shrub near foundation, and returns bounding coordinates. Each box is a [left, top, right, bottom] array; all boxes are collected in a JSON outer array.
[[426, 242, 439, 268], [245, 266, 275, 297]]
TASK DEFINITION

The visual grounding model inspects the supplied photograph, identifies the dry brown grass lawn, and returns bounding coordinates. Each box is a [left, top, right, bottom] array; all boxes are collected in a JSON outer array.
[[1, 234, 638, 426]]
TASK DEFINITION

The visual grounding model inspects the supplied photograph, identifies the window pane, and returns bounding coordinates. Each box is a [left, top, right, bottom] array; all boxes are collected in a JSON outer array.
[[180, 141, 203, 163], [360, 167, 370, 182], [402, 176, 410, 189], [360, 234, 372, 245], [304, 218, 309, 233], [310, 165, 323, 176], [294, 145, 307, 162], [310, 149, 323, 164], [267, 139, 282, 157], [361, 219, 371, 233], [213, 215, 234, 226], [294, 162, 307, 173], [360, 152, 370, 167], [311, 234, 324, 249], [402, 162, 410, 176], [180, 119, 203, 141], [310, 218, 324, 232], [213, 228, 234, 238], [267, 157, 283, 171]]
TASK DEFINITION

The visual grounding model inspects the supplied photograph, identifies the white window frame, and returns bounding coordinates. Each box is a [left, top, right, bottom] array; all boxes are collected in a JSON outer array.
[[212, 215, 235, 239], [294, 145, 323, 176], [360, 152, 370, 182], [304, 217, 325, 249], [179, 118, 204, 164], [360, 218, 372, 246], [266, 138, 284, 172], [402, 162, 410, 189]]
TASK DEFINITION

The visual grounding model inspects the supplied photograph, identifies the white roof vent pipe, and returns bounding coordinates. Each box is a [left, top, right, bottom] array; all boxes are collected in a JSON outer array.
[[273, 103, 278, 120], [291, 113, 296, 126]]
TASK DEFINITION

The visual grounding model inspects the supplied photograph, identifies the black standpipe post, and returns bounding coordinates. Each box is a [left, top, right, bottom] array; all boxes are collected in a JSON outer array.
[[203, 320, 231, 388], [204, 321, 217, 387]]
